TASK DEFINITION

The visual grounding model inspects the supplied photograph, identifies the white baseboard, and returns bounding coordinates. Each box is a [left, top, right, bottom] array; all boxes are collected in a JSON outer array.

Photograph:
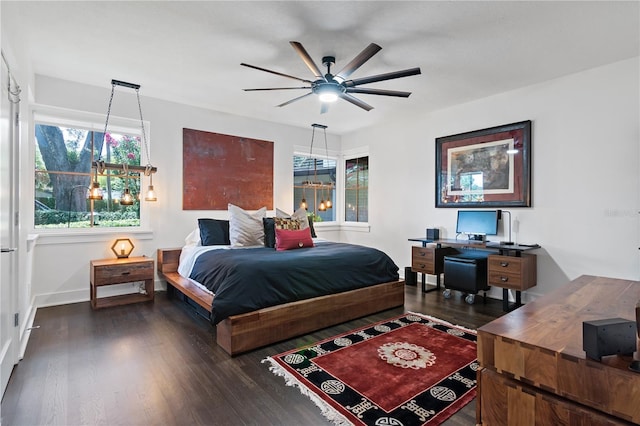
[[34, 279, 165, 308], [18, 298, 37, 360]]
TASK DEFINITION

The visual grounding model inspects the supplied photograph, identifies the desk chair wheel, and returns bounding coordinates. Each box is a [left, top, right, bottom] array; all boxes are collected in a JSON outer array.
[[465, 294, 476, 304], [443, 289, 452, 299]]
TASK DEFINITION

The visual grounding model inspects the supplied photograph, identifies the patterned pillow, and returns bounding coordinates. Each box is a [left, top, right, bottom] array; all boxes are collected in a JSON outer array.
[[276, 207, 310, 230], [274, 217, 301, 230]]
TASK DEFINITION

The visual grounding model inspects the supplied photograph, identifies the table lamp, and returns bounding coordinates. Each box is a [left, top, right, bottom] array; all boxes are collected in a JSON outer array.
[[111, 238, 134, 259]]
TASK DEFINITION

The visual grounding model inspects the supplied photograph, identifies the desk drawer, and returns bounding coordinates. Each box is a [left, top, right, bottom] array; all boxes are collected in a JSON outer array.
[[412, 247, 435, 274], [93, 261, 154, 285], [488, 255, 536, 290]]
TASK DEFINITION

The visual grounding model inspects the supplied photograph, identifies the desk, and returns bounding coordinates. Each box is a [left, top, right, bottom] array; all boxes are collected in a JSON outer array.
[[408, 238, 539, 310], [477, 275, 640, 425]]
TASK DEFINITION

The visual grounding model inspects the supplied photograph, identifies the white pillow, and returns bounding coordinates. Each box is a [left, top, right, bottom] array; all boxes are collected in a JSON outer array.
[[184, 227, 201, 247], [228, 203, 267, 246], [276, 207, 309, 229]]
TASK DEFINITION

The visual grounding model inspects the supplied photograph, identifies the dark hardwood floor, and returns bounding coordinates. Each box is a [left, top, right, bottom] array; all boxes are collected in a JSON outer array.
[[1, 284, 506, 426]]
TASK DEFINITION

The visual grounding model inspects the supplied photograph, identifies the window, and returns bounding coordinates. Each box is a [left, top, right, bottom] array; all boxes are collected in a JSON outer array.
[[34, 117, 143, 229], [293, 154, 336, 222], [345, 156, 368, 222]]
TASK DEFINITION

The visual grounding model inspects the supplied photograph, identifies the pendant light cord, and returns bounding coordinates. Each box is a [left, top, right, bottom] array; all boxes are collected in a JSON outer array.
[[135, 88, 152, 173], [1, 50, 21, 104]]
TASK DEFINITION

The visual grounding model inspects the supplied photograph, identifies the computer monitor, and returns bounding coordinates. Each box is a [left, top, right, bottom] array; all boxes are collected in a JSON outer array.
[[456, 210, 500, 240]]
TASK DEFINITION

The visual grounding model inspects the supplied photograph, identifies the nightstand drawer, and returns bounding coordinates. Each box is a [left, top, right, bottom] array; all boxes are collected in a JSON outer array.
[[93, 262, 153, 285]]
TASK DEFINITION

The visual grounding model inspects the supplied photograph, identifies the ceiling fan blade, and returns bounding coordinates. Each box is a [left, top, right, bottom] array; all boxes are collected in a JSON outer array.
[[241, 63, 312, 84], [244, 87, 311, 91], [338, 93, 374, 111], [277, 92, 314, 108], [345, 87, 412, 98], [320, 103, 329, 114], [335, 43, 382, 81], [344, 67, 422, 87], [290, 41, 325, 80]]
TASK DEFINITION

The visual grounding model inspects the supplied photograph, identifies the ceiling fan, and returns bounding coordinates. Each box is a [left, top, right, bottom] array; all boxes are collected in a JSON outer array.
[[241, 41, 421, 113]]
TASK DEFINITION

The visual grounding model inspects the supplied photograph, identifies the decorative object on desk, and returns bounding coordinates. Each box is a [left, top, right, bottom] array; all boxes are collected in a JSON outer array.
[[498, 210, 514, 245], [111, 238, 134, 259], [263, 312, 478, 426], [435, 120, 531, 208], [426, 228, 440, 240], [93, 79, 159, 203], [582, 318, 636, 361]]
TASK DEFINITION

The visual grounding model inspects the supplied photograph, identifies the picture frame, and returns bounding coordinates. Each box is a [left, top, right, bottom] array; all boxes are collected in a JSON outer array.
[[435, 120, 531, 208]]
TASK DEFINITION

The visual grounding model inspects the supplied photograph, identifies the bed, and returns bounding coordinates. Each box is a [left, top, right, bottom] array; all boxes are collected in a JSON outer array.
[[157, 240, 404, 356]]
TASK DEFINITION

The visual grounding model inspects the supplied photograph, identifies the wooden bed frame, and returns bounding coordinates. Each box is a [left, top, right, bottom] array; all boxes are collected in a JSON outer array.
[[157, 248, 405, 356]]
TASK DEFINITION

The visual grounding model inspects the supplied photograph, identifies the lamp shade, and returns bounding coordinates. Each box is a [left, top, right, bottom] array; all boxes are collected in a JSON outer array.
[[111, 238, 134, 258]]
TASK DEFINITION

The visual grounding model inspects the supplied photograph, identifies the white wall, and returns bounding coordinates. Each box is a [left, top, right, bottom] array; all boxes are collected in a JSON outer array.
[[341, 57, 640, 300], [11, 55, 640, 308], [28, 76, 342, 306]]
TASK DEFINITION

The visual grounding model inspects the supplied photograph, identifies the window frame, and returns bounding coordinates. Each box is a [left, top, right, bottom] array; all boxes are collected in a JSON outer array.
[[292, 147, 338, 224], [343, 148, 369, 226], [30, 105, 153, 239]]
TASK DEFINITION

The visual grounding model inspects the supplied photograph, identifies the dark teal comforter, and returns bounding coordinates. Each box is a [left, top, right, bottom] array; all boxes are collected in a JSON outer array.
[[189, 242, 399, 324]]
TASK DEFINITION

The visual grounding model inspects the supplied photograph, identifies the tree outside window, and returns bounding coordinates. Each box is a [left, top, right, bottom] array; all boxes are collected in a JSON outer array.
[[345, 156, 368, 222], [34, 122, 142, 228]]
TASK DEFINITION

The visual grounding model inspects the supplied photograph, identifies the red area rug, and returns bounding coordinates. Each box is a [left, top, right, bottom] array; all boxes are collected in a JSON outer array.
[[263, 312, 478, 426]]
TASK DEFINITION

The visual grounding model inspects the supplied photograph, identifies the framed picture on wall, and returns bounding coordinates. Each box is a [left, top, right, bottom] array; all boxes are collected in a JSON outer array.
[[435, 120, 532, 208]]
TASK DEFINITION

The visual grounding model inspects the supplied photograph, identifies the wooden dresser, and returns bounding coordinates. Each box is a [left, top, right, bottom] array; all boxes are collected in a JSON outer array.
[[477, 275, 640, 425]]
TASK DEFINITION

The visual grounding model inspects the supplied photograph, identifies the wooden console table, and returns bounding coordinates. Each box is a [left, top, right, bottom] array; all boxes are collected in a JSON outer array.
[[477, 275, 640, 425], [408, 238, 539, 310]]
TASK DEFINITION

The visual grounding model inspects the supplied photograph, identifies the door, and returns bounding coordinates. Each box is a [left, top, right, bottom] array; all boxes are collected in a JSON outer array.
[[1, 55, 20, 398]]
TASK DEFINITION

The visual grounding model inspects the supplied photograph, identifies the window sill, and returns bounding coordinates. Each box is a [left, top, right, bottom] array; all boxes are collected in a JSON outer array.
[[31, 229, 154, 245], [340, 222, 371, 233]]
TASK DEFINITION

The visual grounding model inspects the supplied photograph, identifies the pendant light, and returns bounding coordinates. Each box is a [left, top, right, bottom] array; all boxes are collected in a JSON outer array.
[[87, 167, 104, 200], [120, 164, 134, 206], [92, 79, 158, 202], [144, 165, 157, 202]]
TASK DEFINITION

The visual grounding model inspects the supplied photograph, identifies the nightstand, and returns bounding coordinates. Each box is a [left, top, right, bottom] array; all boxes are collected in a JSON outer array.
[[90, 256, 154, 309]]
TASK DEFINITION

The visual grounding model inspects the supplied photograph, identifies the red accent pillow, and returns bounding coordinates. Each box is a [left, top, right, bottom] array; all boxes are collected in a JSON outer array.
[[275, 227, 314, 251]]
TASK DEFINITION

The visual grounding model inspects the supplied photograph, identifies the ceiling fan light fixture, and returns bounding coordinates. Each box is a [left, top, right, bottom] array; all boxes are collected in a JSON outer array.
[[317, 85, 339, 103]]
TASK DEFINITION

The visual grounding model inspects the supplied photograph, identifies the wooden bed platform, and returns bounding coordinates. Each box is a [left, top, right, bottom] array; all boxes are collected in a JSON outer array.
[[157, 248, 405, 356]]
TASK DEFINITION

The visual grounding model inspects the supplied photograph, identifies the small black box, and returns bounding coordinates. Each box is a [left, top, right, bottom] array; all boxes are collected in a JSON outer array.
[[404, 266, 417, 286], [426, 228, 439, 240], [583, 318, 636, 361]]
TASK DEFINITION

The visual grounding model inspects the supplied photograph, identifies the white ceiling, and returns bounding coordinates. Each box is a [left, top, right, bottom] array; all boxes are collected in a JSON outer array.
[[2, 1, 639, 135]]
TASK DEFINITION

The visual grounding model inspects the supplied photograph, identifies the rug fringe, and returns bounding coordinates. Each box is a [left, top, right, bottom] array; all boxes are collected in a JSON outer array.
[[261, 357, 353, 426], [408, 311, 477, 335]]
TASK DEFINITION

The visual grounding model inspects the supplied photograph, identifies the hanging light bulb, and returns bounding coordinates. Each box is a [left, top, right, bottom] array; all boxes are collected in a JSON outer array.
[[120, 164, 135, 206], [121, 188, 134, 205], [87, 167, 104, 200], [144, 169, 157, 202], [300, 198, 307, 210], [319, 199, 326, 211]]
